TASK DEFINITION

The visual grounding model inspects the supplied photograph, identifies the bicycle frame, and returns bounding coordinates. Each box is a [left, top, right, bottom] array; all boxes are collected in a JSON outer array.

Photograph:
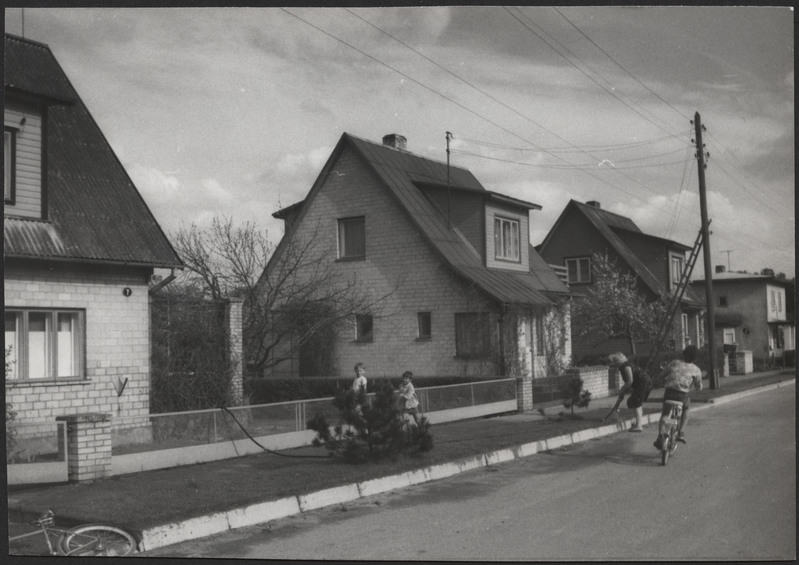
[[660, 401, 683, 465], [9, 511, 99, 556]]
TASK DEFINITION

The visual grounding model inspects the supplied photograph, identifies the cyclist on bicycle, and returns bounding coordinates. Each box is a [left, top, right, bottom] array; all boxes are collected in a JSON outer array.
[[654, 345, 703, 450]]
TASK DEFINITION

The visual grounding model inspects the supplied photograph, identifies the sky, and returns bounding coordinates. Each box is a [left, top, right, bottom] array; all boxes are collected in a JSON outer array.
[[5, 6, 795, 279]]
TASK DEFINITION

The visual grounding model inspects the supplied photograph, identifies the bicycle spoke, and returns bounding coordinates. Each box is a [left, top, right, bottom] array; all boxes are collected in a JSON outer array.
[[59, 524, 136, 556]]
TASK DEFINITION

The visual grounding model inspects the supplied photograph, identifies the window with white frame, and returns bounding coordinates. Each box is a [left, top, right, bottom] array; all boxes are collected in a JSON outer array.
[[4, 309, 84, 381], [338, 216, 365, 260], [723, 327, 736, 345], [493, 216, 520, 262], [671, 255, 684, 286], [4, 128, 16, 203], [565, 257, 591, 284]]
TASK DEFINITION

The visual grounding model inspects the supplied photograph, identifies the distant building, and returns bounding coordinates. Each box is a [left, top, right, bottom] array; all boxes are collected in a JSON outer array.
[[691, 267, 795, 367], [261, 132, 571, 401], [4, 34, 182, 443], [537, 199, 705, 362]]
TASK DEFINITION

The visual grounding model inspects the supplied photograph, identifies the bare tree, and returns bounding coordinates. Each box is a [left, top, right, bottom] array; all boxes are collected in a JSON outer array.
[[170, 217, 394, 376]]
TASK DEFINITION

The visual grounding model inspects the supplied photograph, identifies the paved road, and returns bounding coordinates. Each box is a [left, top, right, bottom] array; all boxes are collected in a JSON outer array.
[[146, 384, 796, 561]]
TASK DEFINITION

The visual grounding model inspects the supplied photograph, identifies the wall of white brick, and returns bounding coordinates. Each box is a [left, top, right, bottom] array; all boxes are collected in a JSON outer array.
[[280, 145, 502, 380], [5, 261, 153, 438]]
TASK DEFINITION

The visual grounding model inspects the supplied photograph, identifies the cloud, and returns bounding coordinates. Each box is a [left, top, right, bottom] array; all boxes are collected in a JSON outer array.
[[200, 178, 233, 203], [276, 146, 332, 176], [129, 164, 182, 205]]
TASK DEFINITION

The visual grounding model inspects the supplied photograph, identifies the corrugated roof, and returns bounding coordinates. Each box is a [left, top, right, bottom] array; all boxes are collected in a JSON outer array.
[[4, 34, 182, 268], [346, 134, 568, 305]]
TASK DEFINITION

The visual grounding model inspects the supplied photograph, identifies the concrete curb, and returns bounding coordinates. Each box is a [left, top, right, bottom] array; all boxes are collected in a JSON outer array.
[[137, 379, 794, 553]]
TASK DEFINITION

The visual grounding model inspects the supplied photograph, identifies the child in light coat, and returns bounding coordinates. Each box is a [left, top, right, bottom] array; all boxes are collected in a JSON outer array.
[[398, 371, 421, 426]]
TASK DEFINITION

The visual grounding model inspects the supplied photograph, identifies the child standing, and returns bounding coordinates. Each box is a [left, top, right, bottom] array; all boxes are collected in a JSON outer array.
[[398, 371, 421, 426]]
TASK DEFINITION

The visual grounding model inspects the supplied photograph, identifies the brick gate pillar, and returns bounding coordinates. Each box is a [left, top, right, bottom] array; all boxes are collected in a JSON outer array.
[[224, 298, 244, 406], [55, 413, 112, 482]]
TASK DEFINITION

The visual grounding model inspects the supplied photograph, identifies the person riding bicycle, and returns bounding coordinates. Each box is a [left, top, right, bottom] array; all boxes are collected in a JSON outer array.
[[654, 345, 703, 450]]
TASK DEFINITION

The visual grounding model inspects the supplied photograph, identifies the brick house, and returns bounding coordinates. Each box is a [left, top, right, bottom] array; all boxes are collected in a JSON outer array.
[[537, 199, 705, 362], [4, 34, 182, 445], [691, 268, 795, 368], [262, 132, 571, 403]]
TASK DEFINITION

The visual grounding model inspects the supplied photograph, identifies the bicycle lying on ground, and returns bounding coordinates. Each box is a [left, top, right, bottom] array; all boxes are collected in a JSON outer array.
[[8, 509, 137, 556], [658, 399, 684, 466]]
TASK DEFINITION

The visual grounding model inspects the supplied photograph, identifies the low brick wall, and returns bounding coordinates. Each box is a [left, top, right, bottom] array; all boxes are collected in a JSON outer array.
[[564, 365, 614, 400]]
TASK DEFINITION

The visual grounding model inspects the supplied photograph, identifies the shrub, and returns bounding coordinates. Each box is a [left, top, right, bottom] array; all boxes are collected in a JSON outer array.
[[561, 376, 591, 417], [307, 383, 433, 463]]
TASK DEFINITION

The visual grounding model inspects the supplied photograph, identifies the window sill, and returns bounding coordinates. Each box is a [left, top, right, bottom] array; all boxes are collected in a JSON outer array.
[[415, 337, 432, 342], [336, 256, 365, 262], [494, 257, 522, 264], [353, 338, 373, 344], [5, 378, 91, 387]]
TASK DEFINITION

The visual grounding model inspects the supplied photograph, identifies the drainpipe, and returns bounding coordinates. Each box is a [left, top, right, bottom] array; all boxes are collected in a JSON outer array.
[[148, 268, 180, 295]]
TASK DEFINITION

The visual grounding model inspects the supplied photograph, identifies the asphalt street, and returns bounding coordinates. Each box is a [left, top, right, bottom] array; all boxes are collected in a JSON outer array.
[[144, 383, 796, 561]]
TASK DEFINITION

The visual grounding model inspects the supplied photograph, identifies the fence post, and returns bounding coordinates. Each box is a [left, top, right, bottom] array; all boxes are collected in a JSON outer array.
[[55, 413, 112, 482]]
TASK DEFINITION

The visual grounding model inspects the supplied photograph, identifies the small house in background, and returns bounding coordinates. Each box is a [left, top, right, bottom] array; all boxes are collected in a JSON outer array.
[[262, 132, 571, 407], [4, 34, 183, 450], [691, 267, 795, 371], [537, 199, 705, 362]]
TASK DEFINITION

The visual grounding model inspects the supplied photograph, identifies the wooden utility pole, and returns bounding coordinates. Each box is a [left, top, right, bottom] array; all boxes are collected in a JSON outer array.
[[694, 112, 719, 389]]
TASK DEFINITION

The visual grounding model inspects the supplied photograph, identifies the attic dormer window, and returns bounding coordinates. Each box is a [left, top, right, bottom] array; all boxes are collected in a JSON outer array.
[[494, 216, 520, 262]]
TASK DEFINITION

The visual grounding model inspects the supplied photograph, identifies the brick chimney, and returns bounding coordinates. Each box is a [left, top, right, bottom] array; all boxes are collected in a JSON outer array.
[[382, 134, 407, 151], [586, 200, 601, 208]]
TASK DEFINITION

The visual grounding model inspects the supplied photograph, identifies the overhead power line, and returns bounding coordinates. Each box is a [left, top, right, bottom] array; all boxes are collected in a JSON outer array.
[[505, 6, 684, 139], [551, 7, 692, 124]]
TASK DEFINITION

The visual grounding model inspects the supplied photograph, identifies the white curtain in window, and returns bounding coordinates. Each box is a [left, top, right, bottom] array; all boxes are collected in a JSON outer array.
[[57, 313, 78, 377], [28, 312, 50, 379]]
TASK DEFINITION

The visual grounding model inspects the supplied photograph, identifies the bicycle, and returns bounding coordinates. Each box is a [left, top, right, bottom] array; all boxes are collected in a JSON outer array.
[[8, 509, 137, 556], [658, 399, 684, 466]]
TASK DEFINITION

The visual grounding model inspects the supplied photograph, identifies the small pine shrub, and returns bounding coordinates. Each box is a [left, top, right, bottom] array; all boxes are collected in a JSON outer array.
[[307, 383, 433, 463], [561, 376, 591, 418]]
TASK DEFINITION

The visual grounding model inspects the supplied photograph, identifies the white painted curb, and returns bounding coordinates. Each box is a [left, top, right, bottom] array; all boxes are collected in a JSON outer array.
[[138, 379, 794, 553]]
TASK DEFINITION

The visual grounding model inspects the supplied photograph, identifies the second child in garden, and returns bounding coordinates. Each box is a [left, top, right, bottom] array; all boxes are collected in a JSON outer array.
[[398, 371, 421, 426]]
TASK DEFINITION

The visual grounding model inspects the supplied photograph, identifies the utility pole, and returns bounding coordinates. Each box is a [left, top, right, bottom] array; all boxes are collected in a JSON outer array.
[[694, 112, 719, 389], [446, 131, 452, 230]]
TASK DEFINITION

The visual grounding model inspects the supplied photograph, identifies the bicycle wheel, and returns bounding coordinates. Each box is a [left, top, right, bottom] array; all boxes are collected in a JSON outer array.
[[58, 524, 136, 556], [660, 433, 669, 466], [668, 427, 679, 456]]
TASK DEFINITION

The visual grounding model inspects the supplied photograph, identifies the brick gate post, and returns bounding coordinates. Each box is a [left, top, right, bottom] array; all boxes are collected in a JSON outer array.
[[224, 298, 244, 406], [55, 413, 112, 482]]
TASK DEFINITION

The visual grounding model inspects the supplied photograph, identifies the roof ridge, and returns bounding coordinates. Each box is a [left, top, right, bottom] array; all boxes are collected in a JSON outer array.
[[5, 33, 52, 50], [343, 131, 469, 172]]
